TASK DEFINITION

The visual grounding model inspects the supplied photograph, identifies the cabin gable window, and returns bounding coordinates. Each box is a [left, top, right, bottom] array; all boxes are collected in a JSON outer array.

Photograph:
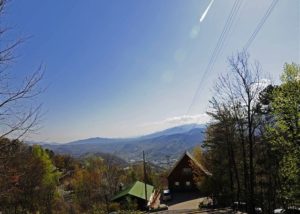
[[182, 167, 192, 175]]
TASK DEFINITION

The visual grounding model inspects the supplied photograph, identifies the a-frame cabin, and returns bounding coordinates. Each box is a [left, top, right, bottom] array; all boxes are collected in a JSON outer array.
[[167, 151, 211, 192]]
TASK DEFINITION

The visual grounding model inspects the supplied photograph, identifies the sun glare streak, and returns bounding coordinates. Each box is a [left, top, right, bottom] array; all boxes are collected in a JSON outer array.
[[200, 0, 215, 22]]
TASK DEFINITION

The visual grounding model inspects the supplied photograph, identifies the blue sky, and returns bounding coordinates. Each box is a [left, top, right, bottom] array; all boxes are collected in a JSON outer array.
[[4, 0, 299, 142]]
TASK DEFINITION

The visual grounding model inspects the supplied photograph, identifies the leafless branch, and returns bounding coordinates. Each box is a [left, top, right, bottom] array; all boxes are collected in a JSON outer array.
[[0, 0, 44, 143]]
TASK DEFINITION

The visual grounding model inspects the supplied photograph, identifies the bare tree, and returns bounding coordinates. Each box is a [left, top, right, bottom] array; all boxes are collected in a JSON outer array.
[[0, 0, 43, 141], [0, 1, 44, 203], [229, 52, 264, 214], [207, 97, 241, 204], [211, 51, 265, 213]]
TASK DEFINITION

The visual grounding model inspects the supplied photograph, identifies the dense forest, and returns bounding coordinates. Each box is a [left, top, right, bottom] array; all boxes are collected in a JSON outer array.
[[193, 54, 300, 213], [0, 139, 165, 213]]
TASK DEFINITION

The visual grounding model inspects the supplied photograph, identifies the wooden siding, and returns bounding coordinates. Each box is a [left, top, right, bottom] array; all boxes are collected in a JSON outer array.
[[167, 154, 197, 192]]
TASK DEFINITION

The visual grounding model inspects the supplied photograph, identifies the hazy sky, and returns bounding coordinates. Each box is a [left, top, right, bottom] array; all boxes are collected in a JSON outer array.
[[4, 0, 299, 142]]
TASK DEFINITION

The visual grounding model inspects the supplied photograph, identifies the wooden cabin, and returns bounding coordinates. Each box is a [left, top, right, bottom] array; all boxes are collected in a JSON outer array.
[[167, 151, 211, 192]]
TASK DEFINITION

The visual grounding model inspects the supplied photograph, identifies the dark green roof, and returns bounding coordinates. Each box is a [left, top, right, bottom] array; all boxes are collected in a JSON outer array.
[[112, 181, 154, 201]]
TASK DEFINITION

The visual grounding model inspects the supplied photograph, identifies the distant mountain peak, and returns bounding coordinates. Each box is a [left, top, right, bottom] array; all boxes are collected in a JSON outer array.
[[29, 123, 207, 167], [139, 123, 206, 139]]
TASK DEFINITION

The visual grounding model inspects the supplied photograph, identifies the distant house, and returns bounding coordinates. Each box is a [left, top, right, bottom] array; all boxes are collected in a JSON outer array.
[[167, 151, 211, 192], [112, 181, 154, 210]]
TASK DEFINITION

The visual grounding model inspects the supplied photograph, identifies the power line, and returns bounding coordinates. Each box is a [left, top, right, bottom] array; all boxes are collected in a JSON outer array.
[[201, 0, 279, 122], [143, 151, 148, 210], [244, 0, 279, 50], [186, 0, 242, 114], [174, 0, 279, 151], [172, 1, 243, 158], [174, 0, 243, 153], [206, 0, 279, 109], [187, 0, 279, 116]]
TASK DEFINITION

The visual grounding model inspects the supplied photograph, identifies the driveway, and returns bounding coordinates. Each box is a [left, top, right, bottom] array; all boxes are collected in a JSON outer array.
[[154, 193, 232, 214], [153, 208, 232, 214], [168, 197, 201, 210], [165, 192, 205, 210]]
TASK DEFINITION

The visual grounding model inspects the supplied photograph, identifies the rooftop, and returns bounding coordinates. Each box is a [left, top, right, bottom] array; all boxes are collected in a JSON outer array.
[[112, 181, 154, 201]]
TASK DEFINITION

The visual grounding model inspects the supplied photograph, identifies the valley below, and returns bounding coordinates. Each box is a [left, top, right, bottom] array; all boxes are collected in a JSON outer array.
[[33, 124, 206, 167]]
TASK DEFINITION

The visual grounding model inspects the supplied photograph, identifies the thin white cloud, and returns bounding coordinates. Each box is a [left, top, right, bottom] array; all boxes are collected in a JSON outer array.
[[164, 114, 211, 125], [143, 114, 211, 127], [200, 0, 214, 22]]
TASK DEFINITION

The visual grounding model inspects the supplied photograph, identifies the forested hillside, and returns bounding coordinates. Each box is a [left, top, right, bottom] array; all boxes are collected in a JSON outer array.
[[41, 124, 206, 165], [192, 54, 300, 213]]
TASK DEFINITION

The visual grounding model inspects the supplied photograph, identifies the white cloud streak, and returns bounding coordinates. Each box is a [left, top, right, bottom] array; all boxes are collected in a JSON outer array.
[[200, 0, 214, 22], [143, 114, 211, 127]]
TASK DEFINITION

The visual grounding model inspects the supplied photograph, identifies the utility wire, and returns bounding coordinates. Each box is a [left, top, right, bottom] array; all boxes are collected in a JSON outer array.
[[244, 0, 279, 50], [174, 0, 243, 153], [187, 0, 279, 117], [174, 0, 280, 156], [200, 0, 279, 127], [186, 0, 242, 115]]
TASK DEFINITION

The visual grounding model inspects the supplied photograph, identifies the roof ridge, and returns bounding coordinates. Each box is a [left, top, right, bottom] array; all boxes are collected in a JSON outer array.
[[167, 151, 212, 177], [185, 151, 212, 176]]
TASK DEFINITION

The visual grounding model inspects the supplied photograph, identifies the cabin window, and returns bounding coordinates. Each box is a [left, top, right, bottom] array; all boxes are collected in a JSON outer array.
[[182, 167, 192, 175], [175, 181, 180, 186], [186, 181, 191, 186]]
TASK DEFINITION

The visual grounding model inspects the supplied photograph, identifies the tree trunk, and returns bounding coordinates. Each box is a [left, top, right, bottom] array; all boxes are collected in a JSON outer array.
[[230, 137, 241, 203], [248, 102, 255, 214], [239, 125, 249, 207]]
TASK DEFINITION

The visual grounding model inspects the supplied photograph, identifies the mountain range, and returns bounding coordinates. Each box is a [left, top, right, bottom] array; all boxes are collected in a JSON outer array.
[[34, 123, 206, 166]]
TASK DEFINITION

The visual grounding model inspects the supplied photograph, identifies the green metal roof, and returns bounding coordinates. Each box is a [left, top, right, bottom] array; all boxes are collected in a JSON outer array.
[[112, 181, 154, 201]]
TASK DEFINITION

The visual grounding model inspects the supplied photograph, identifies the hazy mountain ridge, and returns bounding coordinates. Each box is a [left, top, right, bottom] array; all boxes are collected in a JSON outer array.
[[32, 124, 206, 165]]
